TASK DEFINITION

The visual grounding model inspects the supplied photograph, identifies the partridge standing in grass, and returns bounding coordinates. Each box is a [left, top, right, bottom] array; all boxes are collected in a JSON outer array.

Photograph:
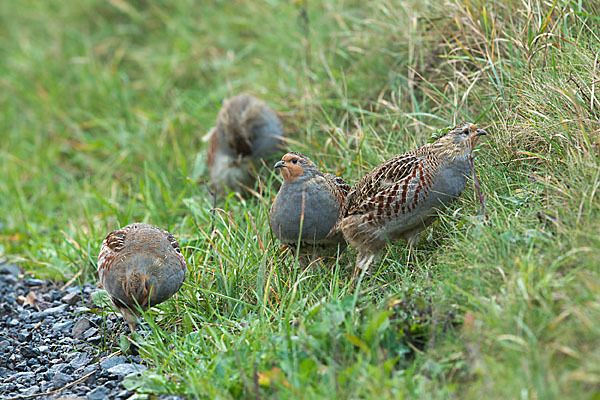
[[341, 122, 487, 273], [206, 93, 285, 194], [97, 223, 187, 332], [270, 152, 350, 262]]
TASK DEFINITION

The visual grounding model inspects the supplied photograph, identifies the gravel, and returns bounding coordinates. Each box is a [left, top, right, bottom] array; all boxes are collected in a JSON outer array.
[[0, 263, 145, 399], [100, 356, 127, 371], [88, 385, 111, 400]]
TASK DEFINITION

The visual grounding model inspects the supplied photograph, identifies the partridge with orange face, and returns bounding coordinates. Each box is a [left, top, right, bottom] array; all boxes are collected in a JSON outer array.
[[342, 123, 487, 273], [97, 223, 186, 332], [206, 93, 285, 194], [270, 152, 350, 262]]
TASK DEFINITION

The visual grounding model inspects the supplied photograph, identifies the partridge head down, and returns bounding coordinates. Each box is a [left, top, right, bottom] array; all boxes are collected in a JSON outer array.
[[270, 152, 350, 262], [97, 223, 186, 332], [341, 123, 487, 272], [206, 93, 285, 194]]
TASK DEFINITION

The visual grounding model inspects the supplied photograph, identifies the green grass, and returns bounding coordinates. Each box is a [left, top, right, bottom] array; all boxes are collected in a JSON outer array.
[[2, 0, 600, 398]]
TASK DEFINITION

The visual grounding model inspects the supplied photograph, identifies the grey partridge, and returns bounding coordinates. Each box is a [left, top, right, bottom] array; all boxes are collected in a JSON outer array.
[[270, 152, 350, 262], [206, 93, 285, 194], [341, 122, 487, 273], [97, 223, 187, 332]]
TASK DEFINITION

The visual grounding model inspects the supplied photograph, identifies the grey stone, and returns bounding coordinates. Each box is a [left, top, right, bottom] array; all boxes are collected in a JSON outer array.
[[86, 335, 102, 344], [87, 385, 110, 400], [39, 304, 68, 317], [51, 291, 62, 302], [69, 353, 90, 370], [100, 356, 127, 371], [21, 385, 39, 395], [44, 369, 55, 380], [37, 345, 49, 353], [61, 292, 81, 305], [1, 275, 18, 285], [53, 320, 74, 333], [17, 330, 32, 341], [0, 264, 19, 276], [83, 327, 98, 339], [1, 382, 16, 392], [82, 364, 98, 376], [33, 365, 46, 373], [20, 346, 39, 358], [107, 363, 146, 377], [49, 362, 72, 375], [14, 361, 27, 371], [40, 380, 52, 392], [58, 336, 75, 345], [23, 278, 45, 286], [116, 390, 130, 398], [12, 371, 34, 383], [31, 309, 60, 321], [72, 318, 91, 339], [53, 371, 71, 389], [104, 379, 117, 388]]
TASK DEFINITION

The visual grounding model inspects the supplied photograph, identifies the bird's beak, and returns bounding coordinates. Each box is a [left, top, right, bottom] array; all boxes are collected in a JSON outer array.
[[274, 160, 285, 169], [475, 128, 488, 136]]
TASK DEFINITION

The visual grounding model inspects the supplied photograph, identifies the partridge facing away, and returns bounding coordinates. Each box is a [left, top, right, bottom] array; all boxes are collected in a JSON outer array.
[[270, 152, 350, 262], [206, 93, 285, 194], [97, 223, 186, 332], [341, 122, 487, 272]]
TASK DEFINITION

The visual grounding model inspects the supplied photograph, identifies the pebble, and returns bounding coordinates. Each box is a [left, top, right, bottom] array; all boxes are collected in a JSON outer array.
[[23, 278, 45, 286], [53, 371, 72, 389], [69, 353, 91, 370], [53, 320, 74, 333], [0, 264, 19, 276], [100, 356, 127, 371], [107, 363, 146, 377], [72, 317, 91, 339], [0, 263, 137, 399], [88, 385, 110, 400], [1, 275, 18, 285], [62, 291, 81, 305], [13, 371, 34, 383], [84, 327, 99, 339], [38, 303, 68, 317]]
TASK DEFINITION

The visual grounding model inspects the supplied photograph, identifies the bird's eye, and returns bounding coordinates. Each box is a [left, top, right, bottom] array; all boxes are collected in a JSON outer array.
[[462, 129, 469, 135], [292, 159, 298, 164]]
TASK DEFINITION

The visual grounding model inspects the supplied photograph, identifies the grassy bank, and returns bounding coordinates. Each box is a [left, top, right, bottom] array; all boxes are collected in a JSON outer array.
[[1, 0, 599, 398]]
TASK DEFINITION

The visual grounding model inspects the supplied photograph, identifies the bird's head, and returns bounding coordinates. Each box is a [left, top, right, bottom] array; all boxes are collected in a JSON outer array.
[[273, 152, 318, 183], [432, 122, 487, 160]]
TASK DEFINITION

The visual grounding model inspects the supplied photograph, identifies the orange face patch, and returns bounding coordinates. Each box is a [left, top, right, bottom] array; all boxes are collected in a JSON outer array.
[[278, 154, 305, 182]]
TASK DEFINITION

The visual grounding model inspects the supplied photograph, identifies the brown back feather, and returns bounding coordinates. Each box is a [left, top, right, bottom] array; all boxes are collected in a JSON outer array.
[[344, 146, 437, 216]]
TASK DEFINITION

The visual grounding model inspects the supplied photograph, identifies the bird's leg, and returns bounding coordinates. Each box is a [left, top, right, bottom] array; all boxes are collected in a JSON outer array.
[[352, 252, 375, 280], [118, 307, 139, 334], [406, 233, 420, 268]]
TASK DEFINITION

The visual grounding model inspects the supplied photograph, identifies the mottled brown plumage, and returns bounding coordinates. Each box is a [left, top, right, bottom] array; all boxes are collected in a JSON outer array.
[[342, 123, 487, 273], [270, 152, 350, 263], [97, 223, 186, 332], [206, 93, 285, 194]]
